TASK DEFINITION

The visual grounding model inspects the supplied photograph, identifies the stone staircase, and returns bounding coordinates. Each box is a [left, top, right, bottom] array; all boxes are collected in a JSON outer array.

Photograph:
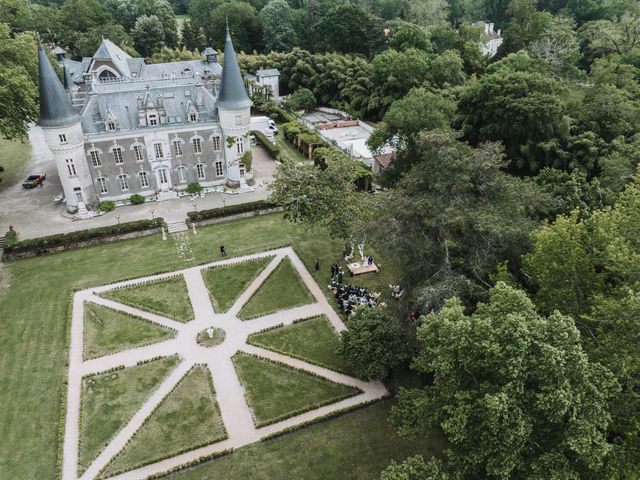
[[166, 220, 188, 234]]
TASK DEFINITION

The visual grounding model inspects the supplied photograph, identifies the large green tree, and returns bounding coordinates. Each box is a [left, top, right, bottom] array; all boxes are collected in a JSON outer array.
[[315, 4, 384, 57], [391, 282, 618, 479], [260, 0, 297, 52], [208, 2, 261, 52], [0, 23, 38, 140], [457, 53, 569, 174], [368, 88, 455, 181], [339, 307, 410, 380], [132, 15, 165, 57], [370, 132, 536, 308]]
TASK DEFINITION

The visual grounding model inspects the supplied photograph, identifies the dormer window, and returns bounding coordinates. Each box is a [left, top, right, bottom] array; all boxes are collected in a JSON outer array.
[[59, 134, 67, 144], [107, 121, 116, 131], [190, 113, 197, 122], [148, 114, 158, 126]]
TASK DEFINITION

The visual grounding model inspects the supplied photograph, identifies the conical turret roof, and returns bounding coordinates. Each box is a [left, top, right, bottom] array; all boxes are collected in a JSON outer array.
[[217, 29, 252, 110], [38, 46, 80, 128]]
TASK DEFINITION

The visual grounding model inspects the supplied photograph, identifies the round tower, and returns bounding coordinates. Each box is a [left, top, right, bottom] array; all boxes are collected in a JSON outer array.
[[216, 29, 253, 188], [38, 46, 97, 213]]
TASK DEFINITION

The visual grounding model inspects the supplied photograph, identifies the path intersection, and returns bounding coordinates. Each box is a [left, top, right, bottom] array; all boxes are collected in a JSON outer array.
[[63, 246, 388, 480]]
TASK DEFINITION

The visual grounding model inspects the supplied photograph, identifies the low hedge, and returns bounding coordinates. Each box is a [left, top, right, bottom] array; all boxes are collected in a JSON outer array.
[[251, 130, 279, 160], [186, 200, 277, 222], [3, 218, 164, 254]]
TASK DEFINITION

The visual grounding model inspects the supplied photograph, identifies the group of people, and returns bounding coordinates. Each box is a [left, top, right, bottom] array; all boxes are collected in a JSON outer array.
[[328, 281, 382, 315], [330, 262, 345, 283]]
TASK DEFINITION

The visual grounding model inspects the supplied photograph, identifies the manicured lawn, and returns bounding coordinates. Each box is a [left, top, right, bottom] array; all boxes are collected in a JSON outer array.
[[0, 213, 404, 479], [83, 302, 175, 360], [233, 352, 359, 427], [239, 257, 314, 319], [160, 400, 444, 480], [0, 137, 30, 191], [101, 275, 194, 322], [202, 256, 272, 312], [248, 316, 346, 372], [78, 355, 179, 474], [102, 365, 226, 477], [196, 327, 226, 347]]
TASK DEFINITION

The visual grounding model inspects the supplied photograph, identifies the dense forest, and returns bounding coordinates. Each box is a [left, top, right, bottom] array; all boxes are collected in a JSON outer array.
[[1, 0, 640, 478]]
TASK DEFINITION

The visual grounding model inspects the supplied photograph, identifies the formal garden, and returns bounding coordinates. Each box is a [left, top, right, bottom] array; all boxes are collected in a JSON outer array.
[[0, 213, 442, 480]]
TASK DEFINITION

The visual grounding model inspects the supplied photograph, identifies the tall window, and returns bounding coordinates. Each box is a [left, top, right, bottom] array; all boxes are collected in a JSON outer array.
[[148, 114, 158, 126], [113, 147, 123, 164], [177, 165, 187, 183], [96, 177, 108, 194], [215, 160, 223, 177], [196, 163, 205, 179], [118, 174, 129, 191], [65, 158, 76, 176], [139, 171, 149, 188], [133, 145, 144, 162], [59, 134, 67, 144], [236, 137, 244, 154], [89, 150, 101, 167], [154, 143, 163, 159], [212, 136, 221, 151], [159, 168, 168, 184], [192, 137, 202, 154], [173, 140, 183, 156], [235, 115, 242, 125]]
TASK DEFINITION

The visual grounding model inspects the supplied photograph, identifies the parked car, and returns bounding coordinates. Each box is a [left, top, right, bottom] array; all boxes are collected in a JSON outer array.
[[22, 173, 46, 188]]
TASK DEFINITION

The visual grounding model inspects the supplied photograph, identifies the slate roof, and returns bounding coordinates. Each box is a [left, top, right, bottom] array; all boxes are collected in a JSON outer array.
[[38, 46, 81, 128], [217, 30, 252, 109], [92, 39, 132, 77], [80, 83, 219, 134]]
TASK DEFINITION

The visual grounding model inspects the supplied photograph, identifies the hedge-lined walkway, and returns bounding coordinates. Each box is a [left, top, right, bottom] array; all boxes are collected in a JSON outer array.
[[63, 247, 387, 480]]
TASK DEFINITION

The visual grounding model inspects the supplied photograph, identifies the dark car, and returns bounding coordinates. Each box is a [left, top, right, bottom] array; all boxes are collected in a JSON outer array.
[[22, 173, 46, 188]]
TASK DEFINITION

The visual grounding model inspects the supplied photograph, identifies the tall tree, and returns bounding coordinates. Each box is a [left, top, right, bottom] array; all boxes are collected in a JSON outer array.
[[315, 4, 384, 57], [339, 307, 410, 380], [368, 88, 455, 180], [0, 23, 38, 140], [391, 282, 618, 479], [457, 53, 569, 174], [132, 15, 165, 56], [370, 132, 536, 308], [260, 0, 297, 52], [208, 2, 261, 52]]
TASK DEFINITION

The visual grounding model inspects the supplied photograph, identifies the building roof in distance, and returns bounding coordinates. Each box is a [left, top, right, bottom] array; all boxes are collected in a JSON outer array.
[[256, 68, 279, 77]]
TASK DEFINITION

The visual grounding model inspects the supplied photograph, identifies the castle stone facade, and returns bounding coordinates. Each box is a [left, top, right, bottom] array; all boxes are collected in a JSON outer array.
[[39, 31, 253, 213]]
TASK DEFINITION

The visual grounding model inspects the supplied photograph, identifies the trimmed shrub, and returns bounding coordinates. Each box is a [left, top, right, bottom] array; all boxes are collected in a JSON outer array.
[[186, 182, 203, 194], [187, 200, 277, 221], [3, 218, 164, 255], [252, 130, 279, 160], [99, 201, 116, 212], [129, 194, 145, 205]]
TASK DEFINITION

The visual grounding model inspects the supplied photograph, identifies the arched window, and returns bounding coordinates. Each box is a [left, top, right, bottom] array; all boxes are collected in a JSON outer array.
[[98, 70, 117, 81]]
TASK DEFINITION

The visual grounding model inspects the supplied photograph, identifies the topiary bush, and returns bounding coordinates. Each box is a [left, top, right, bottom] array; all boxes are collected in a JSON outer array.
[[99, 201, 116, 212], [129, 194, 145, 205], [186, 182, 202, 194]]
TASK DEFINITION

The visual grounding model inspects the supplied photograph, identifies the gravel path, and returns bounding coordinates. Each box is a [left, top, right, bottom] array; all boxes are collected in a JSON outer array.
[[62, 247, 388, 480]]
